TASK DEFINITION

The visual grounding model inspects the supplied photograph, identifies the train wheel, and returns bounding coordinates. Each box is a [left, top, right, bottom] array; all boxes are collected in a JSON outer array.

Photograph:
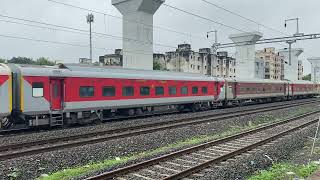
[[135, 108, 143, 115], [1, 116, 12, 129], [128, 109, 135, 116]]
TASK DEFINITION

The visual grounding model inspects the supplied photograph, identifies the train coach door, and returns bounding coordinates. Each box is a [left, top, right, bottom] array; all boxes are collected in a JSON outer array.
[[50, 79, 63, 110]]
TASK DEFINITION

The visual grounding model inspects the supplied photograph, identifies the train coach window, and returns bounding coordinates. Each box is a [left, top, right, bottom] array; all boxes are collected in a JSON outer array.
[[32, 82, 44, 97], [155, 87, 164, 96], [181, 86, 188, 95], [202, 87, 208, 94], [140, 87, 150, 96], [53, 84, 59, 98], [192, 87, 198, 94], [123, 86, 134, 96], [169, 86, 177, 95], [80, 86, 94, 97], [103, 86, 115, 97]]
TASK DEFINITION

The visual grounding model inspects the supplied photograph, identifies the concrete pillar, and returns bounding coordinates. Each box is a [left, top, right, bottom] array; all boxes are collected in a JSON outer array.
[[229, 32, 263, 79], [307, 57, 320, 83], [112, 0, 165, 70], [278, 48, 303, 81]]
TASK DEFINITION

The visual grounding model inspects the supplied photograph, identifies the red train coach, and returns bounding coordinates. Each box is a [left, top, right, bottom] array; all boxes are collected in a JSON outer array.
[[3, 64, 225, 128]]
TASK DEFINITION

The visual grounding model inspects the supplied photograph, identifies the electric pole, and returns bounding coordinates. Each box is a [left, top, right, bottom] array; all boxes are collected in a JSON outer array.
[[207, 30, 220, 76], [87, 13, 94, 63], [284, 18, 303, 66]]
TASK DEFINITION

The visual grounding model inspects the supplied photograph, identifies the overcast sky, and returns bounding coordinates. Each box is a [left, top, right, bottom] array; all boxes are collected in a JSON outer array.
[[1, 0, 319, 74]]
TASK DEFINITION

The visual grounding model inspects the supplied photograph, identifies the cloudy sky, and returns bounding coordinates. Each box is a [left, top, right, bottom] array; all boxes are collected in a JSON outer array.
[[1, 0, 319, 74]]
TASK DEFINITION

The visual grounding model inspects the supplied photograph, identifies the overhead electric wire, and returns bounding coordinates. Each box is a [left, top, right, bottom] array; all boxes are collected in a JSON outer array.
[[0, 33, 102, 49], [47, 0, 289, 48], [0, 33, 156, 55], [0, 14, 177, 49], [199, 0, 290, 36], [0, 19, 89, 36], [47, 0, 207, 40], [162, 3, 248, 33]]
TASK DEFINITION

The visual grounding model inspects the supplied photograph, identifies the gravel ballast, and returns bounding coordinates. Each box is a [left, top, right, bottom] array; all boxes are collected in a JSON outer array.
[[0, 101, 319, 179], [0, 99, 316, 146]]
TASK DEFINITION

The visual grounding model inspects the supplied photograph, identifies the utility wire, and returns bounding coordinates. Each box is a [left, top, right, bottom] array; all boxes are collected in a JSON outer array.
[[48, 0, 288, 47], [162, 3, 248, 33], [163, 1, 289, 48], [0, 34, 102, 49], [0, 14, 177, 49], [199, 0, 290, 36], [47, 0, 207, 40], [0, 33, 156, 55]]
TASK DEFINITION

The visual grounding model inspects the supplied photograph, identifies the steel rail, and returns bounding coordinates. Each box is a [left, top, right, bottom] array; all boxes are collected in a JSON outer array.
[[0, 100, 318, 161], [0, 99, 317, 136], [86, 111, 318, 180]]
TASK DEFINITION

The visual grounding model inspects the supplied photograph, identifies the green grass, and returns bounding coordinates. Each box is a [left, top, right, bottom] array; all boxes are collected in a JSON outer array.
[[38, 107, 315, 180], [247, 163, 319, 180]]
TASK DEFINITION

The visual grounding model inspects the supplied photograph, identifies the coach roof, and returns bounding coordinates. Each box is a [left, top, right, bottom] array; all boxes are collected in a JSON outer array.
[[15, 64, 224, 82]]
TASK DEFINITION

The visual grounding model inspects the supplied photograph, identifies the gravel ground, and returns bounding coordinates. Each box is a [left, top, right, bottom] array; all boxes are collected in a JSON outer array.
[[0, 101, 318, 179], [0, 99, 317, 147], [193, 123, 317, 180], [287, 123, 320, 165]]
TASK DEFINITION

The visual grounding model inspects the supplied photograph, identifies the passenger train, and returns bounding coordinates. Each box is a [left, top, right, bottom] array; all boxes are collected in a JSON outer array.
[[0, 63, 318, 129]]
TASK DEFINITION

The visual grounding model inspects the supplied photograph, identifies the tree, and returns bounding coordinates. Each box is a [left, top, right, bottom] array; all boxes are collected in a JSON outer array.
[[153, 61, 162, 70], [35, 57, 55, 66], [302, 74, 311, 81], [8, 57, 34, 64], [0, 58, 7, 63]]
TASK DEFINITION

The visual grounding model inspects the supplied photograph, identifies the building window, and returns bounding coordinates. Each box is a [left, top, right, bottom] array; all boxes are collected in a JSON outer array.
[[123, 86, 134, 96], [192, 87, 198, 94], [202, 87, 208, 94], [79, 86, 94, 97], [169, 86, 177, 95], [140, 87, 150, 96], [155, 86, 164, 96], [181, 86, 188, 95], [103, 86, 115, 97], [198, 66, 200, 70], [32, 82, 44, 97]]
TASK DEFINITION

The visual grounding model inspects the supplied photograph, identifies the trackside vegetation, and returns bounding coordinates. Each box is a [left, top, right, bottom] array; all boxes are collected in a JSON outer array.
[[248, 163, 319, 180]]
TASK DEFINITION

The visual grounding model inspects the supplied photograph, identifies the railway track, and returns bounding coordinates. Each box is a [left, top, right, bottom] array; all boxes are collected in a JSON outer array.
[[0, 98, 317, 136], [86, 111, 319, 180], [0, 99, 318, 161]]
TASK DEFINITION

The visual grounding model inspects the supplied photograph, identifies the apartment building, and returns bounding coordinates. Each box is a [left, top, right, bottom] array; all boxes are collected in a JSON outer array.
[[165, 44, 236, 77], [99, 44, 236, 77], [256, 47, 284, 80], [298, 60, 304, 80], [99, 49, 123, 66]]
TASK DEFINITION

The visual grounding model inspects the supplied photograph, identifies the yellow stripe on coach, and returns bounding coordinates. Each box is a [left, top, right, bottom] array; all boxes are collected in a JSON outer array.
[[20, 74, 24, 112]]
